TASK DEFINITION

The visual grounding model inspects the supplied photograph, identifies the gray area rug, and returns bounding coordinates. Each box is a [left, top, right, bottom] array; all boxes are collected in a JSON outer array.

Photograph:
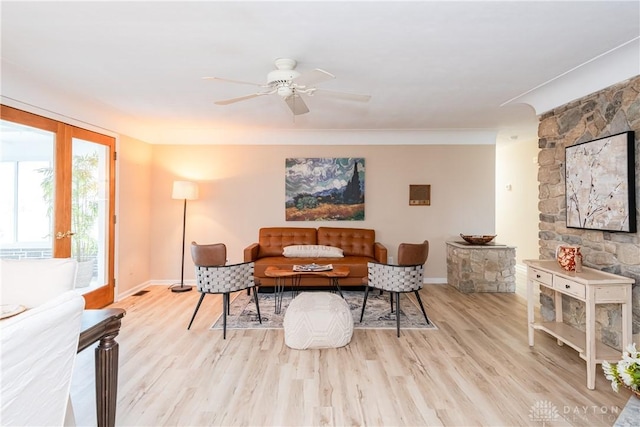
[[211, 290, 437, 331]]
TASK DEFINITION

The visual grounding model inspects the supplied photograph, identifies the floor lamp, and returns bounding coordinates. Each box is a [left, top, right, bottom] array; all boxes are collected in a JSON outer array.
[[171, 180, 199, 293]]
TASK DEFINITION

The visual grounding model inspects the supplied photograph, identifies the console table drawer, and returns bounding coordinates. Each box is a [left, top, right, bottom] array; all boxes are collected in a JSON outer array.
[[528, 267, 553, 286], [594, 285, 628, 302], [554, 276, 585, 299]]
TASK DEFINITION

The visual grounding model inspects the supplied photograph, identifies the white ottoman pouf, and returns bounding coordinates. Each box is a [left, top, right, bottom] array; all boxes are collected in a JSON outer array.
[[283, 292, 354, 349]]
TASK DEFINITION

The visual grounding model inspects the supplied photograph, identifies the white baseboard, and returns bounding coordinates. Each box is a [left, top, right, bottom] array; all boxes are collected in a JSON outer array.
[[115, 280, 196, 301], [115, 280, 152, 301], [424, 277, 447, 284], [148, 279, 197, 286]]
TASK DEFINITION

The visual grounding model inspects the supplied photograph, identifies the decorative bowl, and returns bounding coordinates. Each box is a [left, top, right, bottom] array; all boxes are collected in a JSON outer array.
[[460, 234, 497, 245]]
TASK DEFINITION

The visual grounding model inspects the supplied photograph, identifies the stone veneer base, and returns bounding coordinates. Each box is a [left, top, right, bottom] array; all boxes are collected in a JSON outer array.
[[446, 241, 516, 293]]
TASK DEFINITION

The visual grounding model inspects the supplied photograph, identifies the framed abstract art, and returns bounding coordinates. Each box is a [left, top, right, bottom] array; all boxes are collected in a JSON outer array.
[[565, 131, 636, 232]]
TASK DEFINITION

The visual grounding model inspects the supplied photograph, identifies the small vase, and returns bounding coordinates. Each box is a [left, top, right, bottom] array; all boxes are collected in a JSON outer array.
[[556, 245, 582, 272]]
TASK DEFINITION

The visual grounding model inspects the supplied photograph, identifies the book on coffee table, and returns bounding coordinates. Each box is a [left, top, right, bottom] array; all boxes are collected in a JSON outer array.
[[293, 263, 333, 272]]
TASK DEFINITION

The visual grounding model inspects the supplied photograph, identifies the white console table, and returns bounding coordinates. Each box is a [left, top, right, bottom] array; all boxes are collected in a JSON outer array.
[[524, 259, 634, 390]]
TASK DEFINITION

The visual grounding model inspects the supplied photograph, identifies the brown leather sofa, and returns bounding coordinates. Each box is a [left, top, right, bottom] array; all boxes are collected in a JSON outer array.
[[244, 227, 387, 287]]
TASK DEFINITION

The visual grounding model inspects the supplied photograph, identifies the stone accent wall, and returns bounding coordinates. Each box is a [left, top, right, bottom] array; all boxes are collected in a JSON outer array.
[[537, 75, 640, 349]]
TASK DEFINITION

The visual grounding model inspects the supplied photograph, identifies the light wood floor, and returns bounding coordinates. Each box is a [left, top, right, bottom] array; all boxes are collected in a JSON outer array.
[[70, 280, 632, 426]]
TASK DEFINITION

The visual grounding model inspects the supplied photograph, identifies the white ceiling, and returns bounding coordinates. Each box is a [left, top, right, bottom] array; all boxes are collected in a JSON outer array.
[[1, 1, 639, 145]]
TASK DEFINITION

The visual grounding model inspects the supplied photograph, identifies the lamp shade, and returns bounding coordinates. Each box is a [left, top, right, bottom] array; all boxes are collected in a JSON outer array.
[[172, 181, 199, 200]]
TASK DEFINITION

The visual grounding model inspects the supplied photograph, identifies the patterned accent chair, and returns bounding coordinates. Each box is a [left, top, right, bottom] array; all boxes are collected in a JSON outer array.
[[188, 242, 261, 339], [360, 240, 430, 337]]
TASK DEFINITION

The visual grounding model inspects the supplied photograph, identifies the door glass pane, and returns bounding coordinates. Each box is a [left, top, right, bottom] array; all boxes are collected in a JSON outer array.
[[71, 138, 108, 291], [0, 121, 54, 259]]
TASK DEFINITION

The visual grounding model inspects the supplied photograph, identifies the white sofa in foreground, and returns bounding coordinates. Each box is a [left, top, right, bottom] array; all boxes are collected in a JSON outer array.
[[1, 290, 85, 426], [1, 257, 84, 426]]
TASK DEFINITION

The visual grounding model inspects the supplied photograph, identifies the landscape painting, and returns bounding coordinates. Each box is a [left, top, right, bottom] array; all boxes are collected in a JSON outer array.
[[285, 158, 365, 221]]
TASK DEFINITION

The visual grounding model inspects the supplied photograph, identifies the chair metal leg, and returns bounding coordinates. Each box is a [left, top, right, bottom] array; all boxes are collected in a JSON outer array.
[[414, 290, 430, 325], [360, 285, 370, 322], [187, 293, 206, 330], [395, 291, 401, 337], [223, 293, 228, 339], [253, 287, 262, 324], [390, 292, 394, 313]]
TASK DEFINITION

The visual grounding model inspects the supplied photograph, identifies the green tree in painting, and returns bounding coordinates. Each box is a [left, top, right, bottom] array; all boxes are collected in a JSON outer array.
[[342, 161, 362, 204]]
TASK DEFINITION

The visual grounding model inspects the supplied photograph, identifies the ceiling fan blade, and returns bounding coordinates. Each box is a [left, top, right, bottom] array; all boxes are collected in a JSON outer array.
[[203, 76, 265, 87], [215, 93, 267, 105], [284, 94, 310, 115], [313, 88, 371, 102], [294, 68, 335, 87]]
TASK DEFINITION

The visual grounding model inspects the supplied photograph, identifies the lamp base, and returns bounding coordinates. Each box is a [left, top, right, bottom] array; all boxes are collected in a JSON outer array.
[[171, 284, 192, 293]]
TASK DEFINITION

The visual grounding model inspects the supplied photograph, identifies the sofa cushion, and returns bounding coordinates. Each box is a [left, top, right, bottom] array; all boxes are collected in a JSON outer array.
[[317, 227, 375, 257], [0, 258, 78, 308], [257, 227, 317, 257], [283, 245, 344, 258]]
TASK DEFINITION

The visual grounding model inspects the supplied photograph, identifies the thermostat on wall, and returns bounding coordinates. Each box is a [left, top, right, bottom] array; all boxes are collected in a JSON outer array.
[[409, 185, 431, 206]]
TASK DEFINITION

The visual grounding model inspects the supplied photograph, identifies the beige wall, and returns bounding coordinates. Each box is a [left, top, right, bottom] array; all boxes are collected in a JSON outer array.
[[146, 144, 496, 284], [495, 138, 540, 266], [116, 135, 153, 296]]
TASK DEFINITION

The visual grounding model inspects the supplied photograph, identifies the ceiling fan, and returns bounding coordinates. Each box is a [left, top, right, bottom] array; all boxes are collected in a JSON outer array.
[[204, 58, 371, 115]]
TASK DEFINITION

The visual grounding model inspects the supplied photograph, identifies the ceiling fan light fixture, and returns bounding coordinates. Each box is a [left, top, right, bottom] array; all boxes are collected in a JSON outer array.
[[277, 85, 293, 98]]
